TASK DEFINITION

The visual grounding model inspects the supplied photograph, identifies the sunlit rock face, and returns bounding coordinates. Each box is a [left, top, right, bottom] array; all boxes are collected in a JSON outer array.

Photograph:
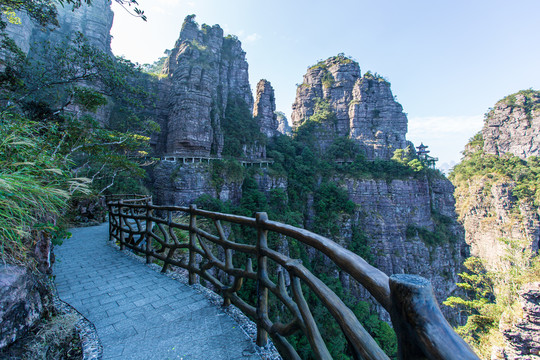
[[483, 91, 540, 160], [291, 55, 408, 160], [453, 91, 540, 269], [497, 282, 540, 359], [276, 112, 292, 135], [253, 79, 279, 138], [161, 15, 253, 157]]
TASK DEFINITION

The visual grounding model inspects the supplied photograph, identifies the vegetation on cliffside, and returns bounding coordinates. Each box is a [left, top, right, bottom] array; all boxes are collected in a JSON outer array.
[[197, 102, 456, 358], [448, 96, 540, 358], [222, 96, 266, 157], [0, 26, 155, 266], [444, 240, 540, 359], [452, 133, 540, 206]]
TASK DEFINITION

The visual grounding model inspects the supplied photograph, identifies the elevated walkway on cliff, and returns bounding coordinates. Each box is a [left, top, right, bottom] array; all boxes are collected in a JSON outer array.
[[54, 223, 261, 360], [160, 154, 274, 167]]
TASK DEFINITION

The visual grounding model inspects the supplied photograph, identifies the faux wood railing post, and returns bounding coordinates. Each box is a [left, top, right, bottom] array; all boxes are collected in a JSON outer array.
[[255, 212, 269, 347], [188, 204, 198, 285], [118, 200, 125, 250], [145, 199, 153, 264], [107, 203, 112, 242], [389, 274, 479, 360]]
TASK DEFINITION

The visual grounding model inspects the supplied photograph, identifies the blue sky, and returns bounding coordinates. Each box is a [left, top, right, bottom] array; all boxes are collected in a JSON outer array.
[[110, 0, 540, 168]]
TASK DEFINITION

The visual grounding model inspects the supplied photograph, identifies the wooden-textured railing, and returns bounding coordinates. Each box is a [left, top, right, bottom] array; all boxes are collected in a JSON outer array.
[[107, 195, 479, 360]]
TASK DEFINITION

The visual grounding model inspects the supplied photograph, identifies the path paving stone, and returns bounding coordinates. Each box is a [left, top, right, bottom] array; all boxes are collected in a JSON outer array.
[[54, 223, 260, 360]]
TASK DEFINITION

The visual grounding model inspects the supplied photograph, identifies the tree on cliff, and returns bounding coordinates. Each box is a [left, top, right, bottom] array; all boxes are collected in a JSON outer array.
[[0, 0, 145, 28], [0, 2, 154, 265], [447, 92, 540, 357]]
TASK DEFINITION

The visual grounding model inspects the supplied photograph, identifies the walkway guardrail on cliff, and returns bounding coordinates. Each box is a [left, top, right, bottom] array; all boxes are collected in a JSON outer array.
[[106, 195, 479, 360]]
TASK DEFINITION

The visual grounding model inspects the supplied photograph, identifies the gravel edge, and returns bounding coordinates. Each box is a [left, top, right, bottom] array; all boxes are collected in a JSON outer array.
[[51, 291, 103, 360]]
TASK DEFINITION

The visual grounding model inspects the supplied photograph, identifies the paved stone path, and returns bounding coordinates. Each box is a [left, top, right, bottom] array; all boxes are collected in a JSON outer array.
[[54, 223, 260, 360]]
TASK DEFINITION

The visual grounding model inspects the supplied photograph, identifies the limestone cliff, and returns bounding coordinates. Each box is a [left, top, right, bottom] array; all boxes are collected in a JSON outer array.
[[5, 0, 113, 54], [453, 176, 540, 267], [161, 15, 255, 157], [341, 177, 466, 309], [253, 79, 279, 138], [276, 112, 292, 135], [498, 282, 540, 359], [483, 91, 540, 160], [453, 90, 540, 268], [451, 90, 540, 358], [291, 55, 408, 159], [4, 12, 35, 55], [151, 162, 285, 206]]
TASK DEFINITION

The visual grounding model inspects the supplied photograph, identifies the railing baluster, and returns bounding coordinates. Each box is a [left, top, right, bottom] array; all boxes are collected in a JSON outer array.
[[291, 275, 332, 360], [106, 196, 479, 360], [162, 210, 173, 273], [119, 199, 124, 250], [189, 204, 198, 285], [145, 199, 153, 264], [255, 212, 269, 347], [108, 202, 112, 242]]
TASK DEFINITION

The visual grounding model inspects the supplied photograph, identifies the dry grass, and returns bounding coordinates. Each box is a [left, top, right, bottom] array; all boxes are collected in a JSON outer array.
[[0, 313, 82, 360]]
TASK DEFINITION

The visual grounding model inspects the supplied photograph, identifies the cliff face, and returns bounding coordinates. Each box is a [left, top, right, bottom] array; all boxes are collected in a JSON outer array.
[[483, 91, 540, 160], [253, 79, 279, 138], [4, 13, 35, 55], [454, 91, 540, 268], [5, 0, 113, 54], [454, 177, 540, 267], [285, 57, 466, 318], [335, 176, 466, 320], [161, 16, 254, 157], [452, 90, 540, 357], [291, 56, 408, 160], [152, 162, 240, 206], [276, 112, 292, 135], [498, 282, 540, 359], [151, 162, 285, 206]]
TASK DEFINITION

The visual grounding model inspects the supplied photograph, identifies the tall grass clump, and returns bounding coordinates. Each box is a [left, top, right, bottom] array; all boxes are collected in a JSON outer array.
[[0, 111, 85, 265]]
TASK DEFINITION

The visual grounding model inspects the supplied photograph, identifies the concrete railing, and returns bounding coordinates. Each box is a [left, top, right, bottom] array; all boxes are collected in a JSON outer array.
[[107, 195, 478, 360]]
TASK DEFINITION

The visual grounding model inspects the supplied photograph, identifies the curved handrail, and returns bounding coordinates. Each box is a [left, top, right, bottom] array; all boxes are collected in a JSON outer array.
[[106, 196, 479, 360]]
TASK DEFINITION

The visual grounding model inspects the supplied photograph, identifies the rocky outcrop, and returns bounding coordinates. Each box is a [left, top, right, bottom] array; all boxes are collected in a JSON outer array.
[[291, 55, 408, 159], [5, 0, 113, 54], [454, 177, 540, 268], [498, 282, 540, 359], [349, 75, 409, 159], [151, 162, 285, 206], [4, 12, 35, 55], [483, 91, 540, 160], [453, 91, 540, 356], [341, 177, 466, 319], [152, 162, 241, 205], [161, 16, 254, 157], [0, 265, 47, 349], [276, 112, 292, 135], [49, 0, 114, 52], [454, 91, 540, 268], [253, 80, 279, 138]]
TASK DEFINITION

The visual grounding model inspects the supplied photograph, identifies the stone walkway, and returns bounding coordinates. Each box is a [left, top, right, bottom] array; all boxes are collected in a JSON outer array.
[[54, 223, 260, 360]]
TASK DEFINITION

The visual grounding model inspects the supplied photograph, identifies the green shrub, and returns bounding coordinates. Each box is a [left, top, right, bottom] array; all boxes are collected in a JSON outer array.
[[444, 240, 540, 358]]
